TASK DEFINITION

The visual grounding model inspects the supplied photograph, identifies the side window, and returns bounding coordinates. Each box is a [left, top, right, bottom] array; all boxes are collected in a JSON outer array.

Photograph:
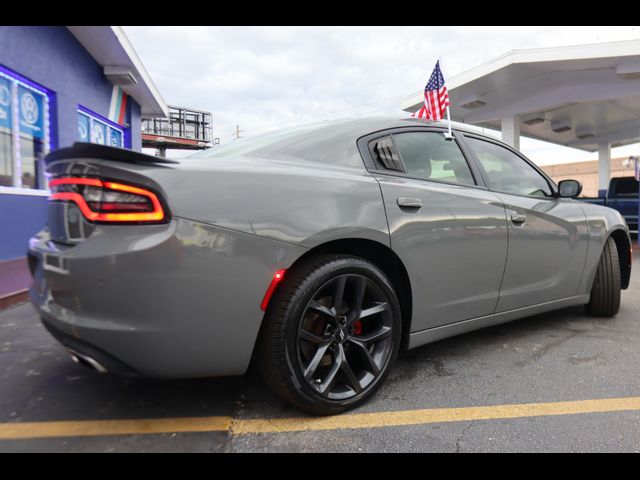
[[392, 132, 476, 186], [464, 136, 553, 198]]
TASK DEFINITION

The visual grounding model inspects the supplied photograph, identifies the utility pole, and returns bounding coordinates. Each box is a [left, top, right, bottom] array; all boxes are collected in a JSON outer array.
[[233, 124, 244, 140]]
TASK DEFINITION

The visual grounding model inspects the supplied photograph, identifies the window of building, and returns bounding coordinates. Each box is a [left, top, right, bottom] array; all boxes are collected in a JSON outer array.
[[0, 66, 54, 190], [77, 107, 124, 148]]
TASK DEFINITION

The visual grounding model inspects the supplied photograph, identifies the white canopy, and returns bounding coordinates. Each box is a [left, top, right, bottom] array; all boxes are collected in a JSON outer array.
[[402, 39, 640, 153]]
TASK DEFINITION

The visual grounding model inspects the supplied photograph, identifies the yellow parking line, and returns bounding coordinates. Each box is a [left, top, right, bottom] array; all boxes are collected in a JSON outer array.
[[2, 396, 640, 440], [232, 396, 640, 434], [0, 416, 231, 440]]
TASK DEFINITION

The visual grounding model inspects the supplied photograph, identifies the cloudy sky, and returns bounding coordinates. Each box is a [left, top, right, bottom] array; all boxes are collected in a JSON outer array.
[[123, 26, 640, 164]]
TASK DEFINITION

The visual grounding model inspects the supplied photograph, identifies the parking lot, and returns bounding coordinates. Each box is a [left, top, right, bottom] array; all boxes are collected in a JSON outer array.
[[1, 250, 639, 452]]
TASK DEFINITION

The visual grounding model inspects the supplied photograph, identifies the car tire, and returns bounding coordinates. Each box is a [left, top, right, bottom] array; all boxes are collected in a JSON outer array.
[[586, 236, 621, 317], [257, 254, 402, 415]]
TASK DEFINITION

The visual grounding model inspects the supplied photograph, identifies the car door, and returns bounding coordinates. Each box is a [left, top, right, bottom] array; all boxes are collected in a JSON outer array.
[[359, 128, 509, 332], [460, 134, 589, 312]]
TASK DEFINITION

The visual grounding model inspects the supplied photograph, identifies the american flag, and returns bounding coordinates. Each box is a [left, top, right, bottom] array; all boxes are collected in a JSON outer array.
[[412, 60, 450, 120]]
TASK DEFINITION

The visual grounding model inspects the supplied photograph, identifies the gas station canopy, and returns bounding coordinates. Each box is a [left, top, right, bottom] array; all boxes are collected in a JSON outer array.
[[402, 39, 640, 153]]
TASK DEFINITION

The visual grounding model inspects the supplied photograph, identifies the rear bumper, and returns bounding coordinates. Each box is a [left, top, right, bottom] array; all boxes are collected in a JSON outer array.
[[28, 217, 306, 378], [41, 318, 139, 375]]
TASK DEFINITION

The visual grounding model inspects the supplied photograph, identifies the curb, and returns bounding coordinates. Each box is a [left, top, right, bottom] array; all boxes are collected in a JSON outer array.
[[0, 290, 29, 310]]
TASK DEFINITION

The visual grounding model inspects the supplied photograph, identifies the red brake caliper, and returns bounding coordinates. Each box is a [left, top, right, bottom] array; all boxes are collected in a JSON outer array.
[[353, 319, 362, 336]]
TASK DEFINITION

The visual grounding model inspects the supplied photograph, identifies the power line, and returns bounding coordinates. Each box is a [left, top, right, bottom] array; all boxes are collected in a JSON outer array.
[[243, 103, 412, 138], [244, 93, 415, 135], [217, 95, 418, 144], [227, 106, 408, 143]]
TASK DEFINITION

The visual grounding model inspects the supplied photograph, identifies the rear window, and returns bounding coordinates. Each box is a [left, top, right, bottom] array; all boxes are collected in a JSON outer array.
[[612, 178, 639, 197], [188, 123, 323, 159], [187, 121, 364, 167]]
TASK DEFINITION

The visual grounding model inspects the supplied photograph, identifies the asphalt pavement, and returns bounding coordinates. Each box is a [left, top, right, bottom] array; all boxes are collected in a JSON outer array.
[[1, 251, 639, 452]]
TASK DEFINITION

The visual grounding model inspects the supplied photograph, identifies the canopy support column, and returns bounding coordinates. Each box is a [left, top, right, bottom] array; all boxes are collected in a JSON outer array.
[[598, 142, 611, 198], [501, 115, 520, 150]]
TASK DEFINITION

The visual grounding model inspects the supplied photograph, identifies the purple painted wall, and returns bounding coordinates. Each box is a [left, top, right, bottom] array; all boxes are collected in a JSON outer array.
[[0, 26, 143, 261]]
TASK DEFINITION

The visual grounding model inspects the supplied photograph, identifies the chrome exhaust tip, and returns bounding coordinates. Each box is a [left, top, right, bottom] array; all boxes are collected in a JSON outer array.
[[67, 348, 108, 373]]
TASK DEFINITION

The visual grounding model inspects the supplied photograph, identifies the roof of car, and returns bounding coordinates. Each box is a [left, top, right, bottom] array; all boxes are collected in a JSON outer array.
[[301, 115, 498, 139], [186, 115, 508, 168]]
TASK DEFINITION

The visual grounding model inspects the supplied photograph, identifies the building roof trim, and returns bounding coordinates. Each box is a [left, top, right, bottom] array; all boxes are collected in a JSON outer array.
[[66, 26, 169, 117]]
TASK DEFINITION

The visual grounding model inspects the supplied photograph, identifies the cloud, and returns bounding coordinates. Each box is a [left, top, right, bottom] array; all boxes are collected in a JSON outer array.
[[124, 26, 640, 160]]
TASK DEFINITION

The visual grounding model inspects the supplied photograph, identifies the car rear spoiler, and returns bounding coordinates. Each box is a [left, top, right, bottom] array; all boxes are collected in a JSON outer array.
[[45, 142, 180, 165]]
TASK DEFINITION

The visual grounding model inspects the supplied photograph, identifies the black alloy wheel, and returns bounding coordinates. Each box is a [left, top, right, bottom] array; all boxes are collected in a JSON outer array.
[[258, 254, 402, 415], [296, 274, 394, 400]]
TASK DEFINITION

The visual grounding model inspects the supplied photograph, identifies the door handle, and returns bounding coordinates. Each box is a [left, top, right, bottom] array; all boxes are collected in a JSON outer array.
[[397, 197, 422, 209], [511, 213, 526, 225]]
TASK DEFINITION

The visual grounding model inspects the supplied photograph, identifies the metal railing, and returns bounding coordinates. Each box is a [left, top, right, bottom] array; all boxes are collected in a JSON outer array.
[[142, 105, 213, 142]]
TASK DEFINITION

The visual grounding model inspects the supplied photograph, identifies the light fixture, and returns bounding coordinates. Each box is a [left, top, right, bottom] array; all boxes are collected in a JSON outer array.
[[616, 60, 640, 80], [522, 112, 546, 126], [551, 119, 572, 133], [617, 72, 640, 80], [103, 66, 138, 86], [459, 95, 487, 109], [575, 125, 595, 139]]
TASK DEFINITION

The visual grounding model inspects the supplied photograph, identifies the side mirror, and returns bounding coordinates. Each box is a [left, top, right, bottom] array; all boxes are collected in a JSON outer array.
[[558, 179, 583, 198]]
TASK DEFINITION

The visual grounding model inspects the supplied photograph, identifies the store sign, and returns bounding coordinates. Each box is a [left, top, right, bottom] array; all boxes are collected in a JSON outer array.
[[78, 107, 124, 148], [0, 77, 12, 130], [91, 120, 106, 145], [109, 128, 122, 147], [18, 85, 45, 140], [77, 112, 90, 142]]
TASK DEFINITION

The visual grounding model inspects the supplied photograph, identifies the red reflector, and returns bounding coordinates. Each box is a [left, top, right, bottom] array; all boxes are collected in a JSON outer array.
[[49, 177, 165, 223], [260, 269, 287, 311]]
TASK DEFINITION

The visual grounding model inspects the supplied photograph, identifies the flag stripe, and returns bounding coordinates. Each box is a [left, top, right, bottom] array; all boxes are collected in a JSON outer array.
[[118, 93, 127, 125], [413, 61, 450, 120]]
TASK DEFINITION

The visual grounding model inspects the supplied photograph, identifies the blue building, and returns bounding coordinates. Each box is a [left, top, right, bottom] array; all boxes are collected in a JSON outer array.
[[0, 26, 168, 300]]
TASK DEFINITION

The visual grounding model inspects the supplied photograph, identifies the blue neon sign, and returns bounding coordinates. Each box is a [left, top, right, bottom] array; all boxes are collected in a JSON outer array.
[[0, 76, 11, 131]]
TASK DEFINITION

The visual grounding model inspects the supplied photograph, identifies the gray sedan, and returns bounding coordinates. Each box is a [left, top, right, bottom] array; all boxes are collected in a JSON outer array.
[[28, 117, 631, 415]]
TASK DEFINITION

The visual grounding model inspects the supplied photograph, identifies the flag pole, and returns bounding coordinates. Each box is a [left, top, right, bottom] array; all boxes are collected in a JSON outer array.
[[440, 57, 453, 140]]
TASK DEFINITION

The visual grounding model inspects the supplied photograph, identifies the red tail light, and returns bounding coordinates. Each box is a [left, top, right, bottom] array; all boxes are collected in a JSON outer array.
[[49, 177, 166, 223]]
